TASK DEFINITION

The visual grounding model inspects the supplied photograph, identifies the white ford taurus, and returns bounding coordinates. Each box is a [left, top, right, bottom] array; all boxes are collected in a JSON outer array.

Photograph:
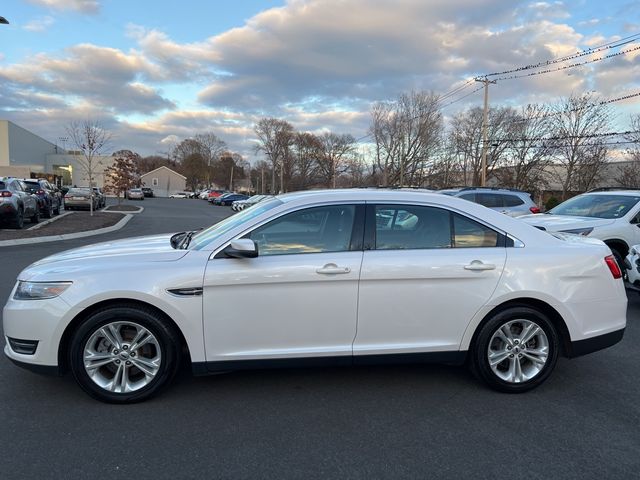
[[3, 189, 627, 403]]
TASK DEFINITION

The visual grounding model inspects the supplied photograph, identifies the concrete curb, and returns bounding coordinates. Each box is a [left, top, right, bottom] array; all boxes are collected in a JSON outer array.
[[103, 205, 144, 214], [27, 211, 74, 230], [0, 214, 133, 247]]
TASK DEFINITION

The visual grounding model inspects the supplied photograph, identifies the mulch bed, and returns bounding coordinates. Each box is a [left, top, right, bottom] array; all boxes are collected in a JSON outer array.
[[104, 204, 141, 212], [0, 211, 125, 240]]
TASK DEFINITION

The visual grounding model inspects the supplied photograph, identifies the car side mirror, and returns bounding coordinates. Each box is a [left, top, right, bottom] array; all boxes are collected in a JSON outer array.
[[223, 239, 258, 258]]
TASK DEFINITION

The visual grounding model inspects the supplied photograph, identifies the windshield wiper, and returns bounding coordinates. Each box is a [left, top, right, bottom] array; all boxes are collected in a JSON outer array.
[[180, 228, 203, 249], [170, 231, 186, 249]]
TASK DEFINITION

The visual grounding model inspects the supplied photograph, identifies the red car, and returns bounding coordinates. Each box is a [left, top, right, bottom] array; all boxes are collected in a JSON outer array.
[[207, 189, 228, 201]]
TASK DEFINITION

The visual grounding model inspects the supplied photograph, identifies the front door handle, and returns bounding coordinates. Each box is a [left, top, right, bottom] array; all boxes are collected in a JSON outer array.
[[316, 263, 351, 275], [464, 261, 496, 271]]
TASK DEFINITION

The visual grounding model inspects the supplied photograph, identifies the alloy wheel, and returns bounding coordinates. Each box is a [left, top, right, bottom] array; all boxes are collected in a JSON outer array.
[[487, 319, 549, 383], [83, 321, 162, 393]]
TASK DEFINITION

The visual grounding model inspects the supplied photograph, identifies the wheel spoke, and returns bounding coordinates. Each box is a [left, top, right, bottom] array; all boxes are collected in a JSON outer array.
[[488, 349, 511, 366], [99, 326, 120, 349], [84, 354, 116, 370], [514, 356, 524, 383], [110, 363, 124, 392], [500, 325, 514, 344], [520, 325, 541, 345], [131, 358, 158, 377], [129, 329, 153, 351], [120, 364, 130, 393], [506, 356, 517, 382]]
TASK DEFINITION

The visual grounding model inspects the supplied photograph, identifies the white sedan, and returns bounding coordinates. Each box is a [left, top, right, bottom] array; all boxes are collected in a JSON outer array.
[[3, 189, 627, 403]]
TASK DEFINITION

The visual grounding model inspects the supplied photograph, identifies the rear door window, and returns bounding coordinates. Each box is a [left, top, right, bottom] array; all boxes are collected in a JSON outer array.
[[503, 195, 524, 207], [476, 193, 503, 208]]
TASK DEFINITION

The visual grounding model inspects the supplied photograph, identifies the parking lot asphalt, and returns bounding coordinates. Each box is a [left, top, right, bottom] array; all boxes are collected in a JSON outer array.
[[1, 197, 639, 479]]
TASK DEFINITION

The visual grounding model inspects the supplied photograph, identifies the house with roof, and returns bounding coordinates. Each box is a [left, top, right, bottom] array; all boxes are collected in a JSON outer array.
[[140, 166, 186, 197]]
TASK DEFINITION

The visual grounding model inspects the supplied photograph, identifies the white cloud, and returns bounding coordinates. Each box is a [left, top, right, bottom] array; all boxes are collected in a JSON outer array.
[[23, 16, 56, 32], [26, 0, 100, 14]]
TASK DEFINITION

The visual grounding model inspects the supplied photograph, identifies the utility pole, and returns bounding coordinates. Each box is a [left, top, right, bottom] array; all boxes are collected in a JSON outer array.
[[475, 77, 496, 186]]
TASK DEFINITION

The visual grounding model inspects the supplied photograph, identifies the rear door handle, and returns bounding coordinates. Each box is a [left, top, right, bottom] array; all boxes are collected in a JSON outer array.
[[316, 263, 351, 275], [464, 261, 496, 271]]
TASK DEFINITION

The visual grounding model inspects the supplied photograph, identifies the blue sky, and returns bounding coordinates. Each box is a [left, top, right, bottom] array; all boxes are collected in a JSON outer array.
[[0, 0, 638, 158]]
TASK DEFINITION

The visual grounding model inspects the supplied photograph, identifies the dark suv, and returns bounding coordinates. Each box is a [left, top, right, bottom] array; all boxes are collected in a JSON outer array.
[[141, 187, 154, 197], [20, 179, 62, 218]]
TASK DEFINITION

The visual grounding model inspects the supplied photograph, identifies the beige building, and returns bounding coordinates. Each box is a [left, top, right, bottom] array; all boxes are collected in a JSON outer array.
[[140, 166, 186, 197], [0, 119, 114, 187]]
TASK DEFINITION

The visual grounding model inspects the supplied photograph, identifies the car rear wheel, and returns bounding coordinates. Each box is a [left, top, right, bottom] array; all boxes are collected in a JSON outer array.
[[44, 202, 53, 218], [12, 208, 24, 229], [30, 209, 40, 224], [471, 307, 559, 393], [69, 305, 181, 403]]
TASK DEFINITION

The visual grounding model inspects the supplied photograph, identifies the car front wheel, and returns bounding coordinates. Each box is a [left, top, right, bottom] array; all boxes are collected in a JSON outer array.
[[69, 305, 181, 403], [471, 307, 559, 393]]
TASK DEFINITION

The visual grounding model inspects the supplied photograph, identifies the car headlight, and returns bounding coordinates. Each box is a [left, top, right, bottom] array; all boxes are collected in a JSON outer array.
[[560, 227, 593, 236], [13, 281, 72, 300]]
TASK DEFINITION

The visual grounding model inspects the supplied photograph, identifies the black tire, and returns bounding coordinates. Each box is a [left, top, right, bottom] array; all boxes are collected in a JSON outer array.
[[44, 202, 53, 218], [69, 305, 181, 403], [470, 306, 559, 393], [54, 200, 61, 215], [30, 209, 40, 224], [12, 208, 24, 229]]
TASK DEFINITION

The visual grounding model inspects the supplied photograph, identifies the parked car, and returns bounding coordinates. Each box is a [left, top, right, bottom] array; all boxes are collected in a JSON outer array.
[[0, 177, 40, 228], [19, 179, 60, 218], [3, 189, 627, 403], [169, 192, 189, 199], [207, 189, 228, 201], [439, 187, 540, 217], [198, 190, 211, 199], [520, 189, 640, 278], [213, 193, 249, 206], [141, 187, 154, 198], [232, 194, 268, 211], [79, 186, 106, 208], [624, 245, 640, 288], [64, 188, 98, 210], [127, 188, 145, 200]]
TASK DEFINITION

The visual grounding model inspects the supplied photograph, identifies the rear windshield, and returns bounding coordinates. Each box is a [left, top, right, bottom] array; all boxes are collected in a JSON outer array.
[[550, 194, 640, 219], [23, 182, 40, 193], [0, 181, 6, 190], [68, 188, 90, 195]]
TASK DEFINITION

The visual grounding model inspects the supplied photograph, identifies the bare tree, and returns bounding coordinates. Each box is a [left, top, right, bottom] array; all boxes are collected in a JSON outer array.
[[614, 115, 640, 188], [254, 118, 294, 193], [493, 104, 554, 192], [448, 106, 515, 186], [316, 132, 357, 188], [370, 91, 443, 186], [66, 120, 112, 216], [194, 133, 227, 188], [290, 132, 322, 190], [549, 93, 612, 197]]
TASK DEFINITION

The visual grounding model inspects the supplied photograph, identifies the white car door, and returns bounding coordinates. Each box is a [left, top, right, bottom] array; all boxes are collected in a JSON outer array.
[[353, 204, 507, 359], [202, 204, 364, 368]]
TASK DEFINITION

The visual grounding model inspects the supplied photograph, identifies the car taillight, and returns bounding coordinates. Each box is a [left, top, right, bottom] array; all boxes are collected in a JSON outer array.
[[529, 206, 541, 214], [65, 195, 71, 199], [604, 255, 622, 279], [1, 191, 11, 197], [37, 189, 45, 195]]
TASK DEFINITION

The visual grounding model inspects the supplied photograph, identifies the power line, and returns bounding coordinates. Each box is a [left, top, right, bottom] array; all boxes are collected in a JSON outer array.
[[491, 44, 640, 81], [484, 32, 640, 78], [491, 130, 640, 143]]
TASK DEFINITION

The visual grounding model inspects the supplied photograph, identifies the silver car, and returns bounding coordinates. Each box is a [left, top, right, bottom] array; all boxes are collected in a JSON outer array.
[[0, 177, 40, 228], [127, 188, 145, 200], [439, 187, 540, 217]]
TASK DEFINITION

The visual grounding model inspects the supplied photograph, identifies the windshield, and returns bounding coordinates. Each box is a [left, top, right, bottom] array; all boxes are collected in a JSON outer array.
[[549, 194, 640, 219], [189, 197, 283, 250]]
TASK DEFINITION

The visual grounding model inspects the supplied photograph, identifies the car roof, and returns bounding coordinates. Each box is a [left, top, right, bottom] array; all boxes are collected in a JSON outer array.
[[582, 190, 640, 196]]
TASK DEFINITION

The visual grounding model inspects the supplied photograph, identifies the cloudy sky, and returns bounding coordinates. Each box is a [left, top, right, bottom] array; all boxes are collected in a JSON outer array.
[[0, 0, 638, 160]]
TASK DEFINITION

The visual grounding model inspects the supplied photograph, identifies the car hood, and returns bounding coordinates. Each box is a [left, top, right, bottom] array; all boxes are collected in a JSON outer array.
[[519, 214, 615, 231], [20, 234, 188, 280]]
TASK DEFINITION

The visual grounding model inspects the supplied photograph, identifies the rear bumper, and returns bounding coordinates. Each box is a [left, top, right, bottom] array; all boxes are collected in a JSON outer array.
[[569, 327, 625, 358]]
